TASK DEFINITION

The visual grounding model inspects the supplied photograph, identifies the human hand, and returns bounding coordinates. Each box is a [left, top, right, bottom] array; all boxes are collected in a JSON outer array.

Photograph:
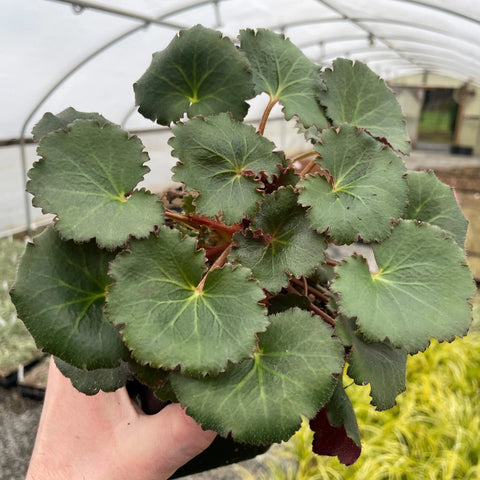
[[26, 357, 216, 480]]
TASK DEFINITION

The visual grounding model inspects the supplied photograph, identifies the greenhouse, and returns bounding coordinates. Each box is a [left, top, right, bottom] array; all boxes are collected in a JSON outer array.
[[1, 1, 480, 479]]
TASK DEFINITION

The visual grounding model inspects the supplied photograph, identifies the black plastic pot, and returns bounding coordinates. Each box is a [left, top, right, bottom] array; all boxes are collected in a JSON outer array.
[[170, 436, 269, 479], [0, 355, 46, 389], [450, 145, 473, 155]]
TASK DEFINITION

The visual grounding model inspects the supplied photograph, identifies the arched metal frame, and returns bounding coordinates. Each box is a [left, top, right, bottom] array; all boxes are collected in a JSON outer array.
[[21, 0, 480, 137], [13, 0, 480, 231]]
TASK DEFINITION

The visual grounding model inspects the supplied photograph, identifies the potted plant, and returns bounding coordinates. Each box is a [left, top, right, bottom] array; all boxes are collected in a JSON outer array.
[[10, 25, 475, 475]]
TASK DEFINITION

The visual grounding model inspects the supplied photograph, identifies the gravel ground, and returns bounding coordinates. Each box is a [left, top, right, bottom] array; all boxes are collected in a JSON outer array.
[[0, 387, 42, 480]]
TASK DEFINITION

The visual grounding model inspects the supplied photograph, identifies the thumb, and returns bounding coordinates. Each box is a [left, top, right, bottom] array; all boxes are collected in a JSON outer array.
[[137, 403, 217, 479]]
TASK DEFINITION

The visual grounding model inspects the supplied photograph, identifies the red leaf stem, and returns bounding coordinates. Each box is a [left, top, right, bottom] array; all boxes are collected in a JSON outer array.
[[165, 209, 241, 236], [309, 303, 336, 326], [290, 277, 330, 303], [196, 243, 233, 293], [299, 158, 318, 177], [287, 283, 336, 326], [258, 98, 278, 135]]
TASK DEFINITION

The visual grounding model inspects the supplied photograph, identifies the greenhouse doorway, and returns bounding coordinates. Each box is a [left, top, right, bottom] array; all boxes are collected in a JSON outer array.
[[417, 88, 457, 150]]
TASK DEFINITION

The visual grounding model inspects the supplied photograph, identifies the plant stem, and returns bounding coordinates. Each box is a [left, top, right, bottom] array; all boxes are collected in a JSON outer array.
[[300, 158, 318, 177], [258, 97, 278, 135], [165, 209, 241, 235], [286, 284, 305, 297], [302, 274, 308, 295], [287, 284, 336, 327], [196, 243, 232, 293], [290, 277, 330, 303], [325, 258, 340, 267], [292, 151, 318, 163], [309, 303, 336, 326]]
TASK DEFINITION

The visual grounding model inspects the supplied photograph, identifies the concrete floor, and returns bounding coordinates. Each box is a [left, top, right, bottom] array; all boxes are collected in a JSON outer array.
[[0, 387, 42, 480], [405, 148, 480, 171]]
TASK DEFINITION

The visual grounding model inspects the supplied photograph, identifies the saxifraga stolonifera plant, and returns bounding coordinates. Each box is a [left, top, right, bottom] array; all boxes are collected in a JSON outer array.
[[11, 26, 475, 465]]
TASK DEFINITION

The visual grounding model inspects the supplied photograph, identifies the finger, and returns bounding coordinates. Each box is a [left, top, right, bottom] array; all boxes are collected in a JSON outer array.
[[137, 403, 216, 479]]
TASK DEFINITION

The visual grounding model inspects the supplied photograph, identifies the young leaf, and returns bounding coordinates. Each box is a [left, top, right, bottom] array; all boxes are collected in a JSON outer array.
[[54, 357, 132, 395], [335, 316, 407, 410], [319, 59, 410, 154], [298, 125, 407, 244], [239, 29, 327, 129], [28, 120, 164, 249], [403, 170, 468, 248], [310, 381, 362, 466], [106, 226, 268, 376], [171, 309, 345, 445], [134, 25, 254, 125], [171, 113, 281, 223], [232, 187, 327, 291], [332, 220, 475, 353], [10, 227, 126, 370]]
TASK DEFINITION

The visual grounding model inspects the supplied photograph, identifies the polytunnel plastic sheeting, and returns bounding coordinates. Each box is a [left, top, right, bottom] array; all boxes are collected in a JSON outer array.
[[1, 0, 480, 143]]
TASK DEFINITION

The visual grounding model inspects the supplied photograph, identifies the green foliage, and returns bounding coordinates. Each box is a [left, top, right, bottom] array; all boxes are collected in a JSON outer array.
[[298, 125, 407, 243], [232, 187, 327, 291], [170, 113, 280, 223], [134, 25, 254, 125], [28, 117, 163, 248], [107, 226, 268, 375], [171, 309, 344, 444], [332, 220, 474, 353], [253, 330, 480, 479], [10, 25, 474, 464], [54, 357, 132, 395], [239, 28, 327, 129], [0, 237, 39, 375], [318, 58, 410, 154], [403, 170, 468, 247], [10, 227, 127, 369], [335, 316, 407, 411]]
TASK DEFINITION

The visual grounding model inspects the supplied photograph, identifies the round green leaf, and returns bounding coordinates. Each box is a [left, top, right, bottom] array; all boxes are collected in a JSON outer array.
[[319, 59, 410, 154], [171, 309, 345, 444], [10, 227, 126, 369], [239, 29, 327, 129], [335, 316, 407, 411], [171, 113, 281, 223], [233, 187, 327, 291], [28, 120, 164, 249], [298, 125, 407, 244], [106, 226, 268, 376], [54, 357, 132, 395], [332, 220, 475, 353], [403, 170, 467, 248], [134, 25, 254, 125]]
